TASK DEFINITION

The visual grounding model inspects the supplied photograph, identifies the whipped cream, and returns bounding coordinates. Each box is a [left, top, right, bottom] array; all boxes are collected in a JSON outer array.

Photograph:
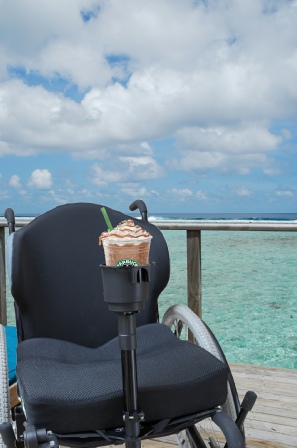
[[99, 220, 152, 245]]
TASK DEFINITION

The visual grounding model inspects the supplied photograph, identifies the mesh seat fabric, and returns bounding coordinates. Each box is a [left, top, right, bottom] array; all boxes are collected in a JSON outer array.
[[17, 324, 228, 433]]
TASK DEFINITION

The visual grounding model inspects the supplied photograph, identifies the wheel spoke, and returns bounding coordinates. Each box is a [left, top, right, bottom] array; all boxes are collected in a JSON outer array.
[[162, 304, 241, 448]]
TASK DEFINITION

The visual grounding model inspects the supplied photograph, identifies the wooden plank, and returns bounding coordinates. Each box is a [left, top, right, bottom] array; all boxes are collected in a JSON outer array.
[[250, 404, 294, 419], [246, 418, 297, 437], [231, 364, 297, 447], [237, 383, 297, 401], [9, 383, 20, 409], [187, 230, 202, 318], [232, 364, 297, 378], [234, 372, 297, 387], [248, 412, 296, 428], [142, 442, 173, 448], [155, 364, 297, 448], [157, 431, 297, 448], [234, 375, 297, 389], [245, 434, 297, 448], [240, 395, 297, 412], [231, 364, 297, 379], [155, 220, 297, 232]]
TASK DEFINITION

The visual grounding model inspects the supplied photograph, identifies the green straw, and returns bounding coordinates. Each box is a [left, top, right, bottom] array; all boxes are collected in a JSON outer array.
[[101, 207, 113, 231]]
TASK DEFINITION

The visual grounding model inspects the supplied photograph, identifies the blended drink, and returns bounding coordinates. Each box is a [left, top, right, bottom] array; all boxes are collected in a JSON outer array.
[[99, 220, 152, 266]]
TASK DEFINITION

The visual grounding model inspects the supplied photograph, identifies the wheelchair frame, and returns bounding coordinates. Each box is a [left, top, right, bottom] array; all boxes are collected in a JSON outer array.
[[0, 200, 256, 448]]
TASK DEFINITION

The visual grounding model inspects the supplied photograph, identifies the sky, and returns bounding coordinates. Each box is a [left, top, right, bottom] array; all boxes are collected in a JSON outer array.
[[0, 0, 297, 215]]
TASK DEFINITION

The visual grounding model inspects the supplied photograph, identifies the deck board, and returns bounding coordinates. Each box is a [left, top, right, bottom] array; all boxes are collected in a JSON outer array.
[[154, 364, 297, 448], [231, 364, 297, 447], [104, 364, 296, 447]]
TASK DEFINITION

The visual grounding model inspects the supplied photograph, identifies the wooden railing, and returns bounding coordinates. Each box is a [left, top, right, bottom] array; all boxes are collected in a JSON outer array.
[[0, 218, 36, 324], [155, 220, 297, 320], [1, 218, 297, 325]]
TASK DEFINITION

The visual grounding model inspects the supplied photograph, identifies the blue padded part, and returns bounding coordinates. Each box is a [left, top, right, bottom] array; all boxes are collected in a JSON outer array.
[[4, 326, 17, 385]]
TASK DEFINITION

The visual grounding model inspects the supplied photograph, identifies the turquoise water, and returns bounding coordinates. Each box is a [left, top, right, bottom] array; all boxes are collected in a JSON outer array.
[[158, 230, 297, 370], [4, 223, 297, 370]]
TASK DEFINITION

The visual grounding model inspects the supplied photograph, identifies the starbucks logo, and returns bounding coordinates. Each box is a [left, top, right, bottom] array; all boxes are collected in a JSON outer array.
[[116, 258, 139, 267]]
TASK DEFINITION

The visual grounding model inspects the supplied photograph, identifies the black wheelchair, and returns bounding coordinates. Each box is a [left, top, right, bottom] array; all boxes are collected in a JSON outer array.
[[0, 200, 256, 448]]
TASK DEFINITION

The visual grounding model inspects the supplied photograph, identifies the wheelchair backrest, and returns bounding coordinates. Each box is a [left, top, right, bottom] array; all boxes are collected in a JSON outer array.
[[8, 203, 170, 347]]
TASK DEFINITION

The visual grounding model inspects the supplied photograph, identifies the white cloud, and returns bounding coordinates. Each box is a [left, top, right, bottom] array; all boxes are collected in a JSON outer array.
[[236, 187, 252, 197], [0, 190, 9, 200], [196, 190, 208, 200], [167, 188, 193, 202], [28, 169, 53, 190], [171, 124, 282, 174], [119, 156, 164, 179], [0, 0, 297, 180], [91, 165, 124, 186], [91, 155, 163, 186], [8, 174, 27, 195], [0, 80, 89, 156], [36, 42, 112, 90], [276, 190, 294, 197], [120, 185, 149, 197], [0, 0, 110, 88], [140, 142, 153, 155], [176, 125, 281, 154], [151, 189, 159, 196], [8, 174, 22, 189], [263, 168, 281, 175]]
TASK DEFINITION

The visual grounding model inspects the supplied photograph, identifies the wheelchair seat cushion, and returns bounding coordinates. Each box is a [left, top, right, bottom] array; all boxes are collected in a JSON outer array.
[[17, 323, 228, 434]]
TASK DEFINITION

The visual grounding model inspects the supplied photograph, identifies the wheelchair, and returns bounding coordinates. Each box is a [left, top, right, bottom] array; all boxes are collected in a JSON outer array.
[[0, 200, 256, 448]]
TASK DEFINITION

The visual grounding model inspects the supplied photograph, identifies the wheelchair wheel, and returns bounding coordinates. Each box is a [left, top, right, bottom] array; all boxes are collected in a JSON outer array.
[[0, 325, 10, 448], [162, 305, 241, 448]]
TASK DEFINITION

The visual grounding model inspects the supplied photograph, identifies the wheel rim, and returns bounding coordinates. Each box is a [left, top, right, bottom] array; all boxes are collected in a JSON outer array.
[[163, 305, 241, 447]]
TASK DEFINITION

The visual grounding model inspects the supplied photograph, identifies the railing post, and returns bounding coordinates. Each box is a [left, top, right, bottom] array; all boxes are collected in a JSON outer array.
[[0, 227, 7, 325], [187, 229, 202, 318]]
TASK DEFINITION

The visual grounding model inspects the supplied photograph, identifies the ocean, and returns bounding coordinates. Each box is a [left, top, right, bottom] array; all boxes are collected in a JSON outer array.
[[4, 212, 297, 370], [148, 213, 297, 370]]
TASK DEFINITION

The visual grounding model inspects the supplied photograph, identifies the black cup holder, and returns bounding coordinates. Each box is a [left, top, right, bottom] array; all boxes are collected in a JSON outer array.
[[100, 263, 153, 313]]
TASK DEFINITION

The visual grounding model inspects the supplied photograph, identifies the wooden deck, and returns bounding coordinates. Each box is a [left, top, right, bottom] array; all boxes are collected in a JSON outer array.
[[230, 363, 297, 447], [8, 363, 297, 447], [158, 364, 297, 447], [108, 364, 297, 448]]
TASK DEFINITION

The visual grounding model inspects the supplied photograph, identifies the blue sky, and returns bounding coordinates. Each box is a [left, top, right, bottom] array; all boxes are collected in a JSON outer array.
[[1, 0, 297, 215]]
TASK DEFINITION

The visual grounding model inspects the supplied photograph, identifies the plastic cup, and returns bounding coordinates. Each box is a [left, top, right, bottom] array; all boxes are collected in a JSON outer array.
[[102, 237, 152, 266]]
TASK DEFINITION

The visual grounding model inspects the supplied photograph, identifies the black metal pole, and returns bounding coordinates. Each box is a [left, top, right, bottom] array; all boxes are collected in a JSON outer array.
[[100, 264, 152, 448], [118, 313, 143, 448], [122, 350, 138, 412]]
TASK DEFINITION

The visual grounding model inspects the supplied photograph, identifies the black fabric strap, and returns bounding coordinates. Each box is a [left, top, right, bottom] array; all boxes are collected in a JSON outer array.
[[151, 418, 171, 434], [57, 431, 109, 440]]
